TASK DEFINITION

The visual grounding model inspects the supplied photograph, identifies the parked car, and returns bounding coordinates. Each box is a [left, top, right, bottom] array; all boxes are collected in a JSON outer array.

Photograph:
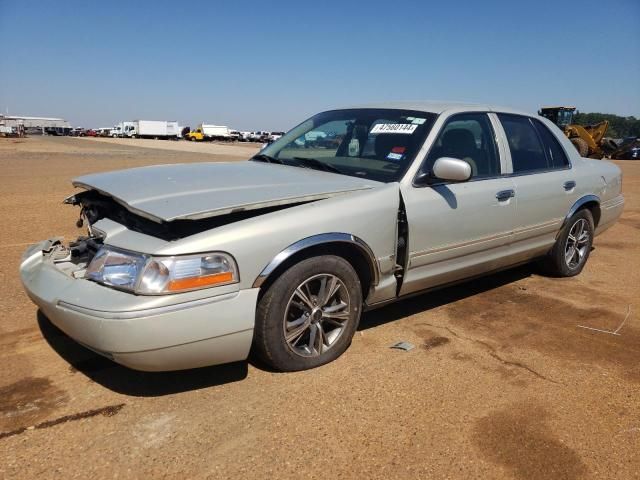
[[95, 128, 112, 137], [70, 128, 86, 137], [20, 102, 624, 373], [85, 129, 98, 137], [249, 131, 270, 142], [269, 131, 285, 142], [611, 137, 640, 160]]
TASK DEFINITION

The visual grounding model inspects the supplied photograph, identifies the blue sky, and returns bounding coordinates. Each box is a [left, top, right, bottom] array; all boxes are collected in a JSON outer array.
[[1, 0, 638, 130]]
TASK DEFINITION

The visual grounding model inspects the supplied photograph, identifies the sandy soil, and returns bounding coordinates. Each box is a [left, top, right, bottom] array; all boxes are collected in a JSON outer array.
[[0, 136, 638, 479], [80, 136, 262, 158]]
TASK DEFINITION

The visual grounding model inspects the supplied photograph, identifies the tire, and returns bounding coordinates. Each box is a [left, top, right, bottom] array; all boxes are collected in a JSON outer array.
[[189, 136, 196, 141], [253, 255, 362, 371], [601, 137, 618, 153], [540, 209, 594, 277], [570, 137, 589, 157]]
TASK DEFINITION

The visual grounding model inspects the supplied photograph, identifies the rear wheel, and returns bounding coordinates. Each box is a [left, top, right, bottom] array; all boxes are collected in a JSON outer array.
[[540, 209, 594, 277], [570, 137, 589, 157], [253, 255, 362, 371]]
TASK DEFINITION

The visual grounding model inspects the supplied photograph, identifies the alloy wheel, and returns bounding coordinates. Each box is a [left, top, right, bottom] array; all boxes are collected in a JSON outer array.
[[564, 218, 590, 269], [283, 274, 351, 357]]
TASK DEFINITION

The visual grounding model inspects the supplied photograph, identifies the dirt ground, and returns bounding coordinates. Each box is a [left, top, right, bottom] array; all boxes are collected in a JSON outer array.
[[0, 136, 638, 479]]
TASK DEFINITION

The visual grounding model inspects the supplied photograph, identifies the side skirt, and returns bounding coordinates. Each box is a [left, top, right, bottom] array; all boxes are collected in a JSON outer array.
[[362, 257, 542, 312]]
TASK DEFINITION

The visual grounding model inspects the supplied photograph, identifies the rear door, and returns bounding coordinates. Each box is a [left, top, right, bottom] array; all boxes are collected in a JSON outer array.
[[497, 114, 578, 260], [399, 112, 517, 295]]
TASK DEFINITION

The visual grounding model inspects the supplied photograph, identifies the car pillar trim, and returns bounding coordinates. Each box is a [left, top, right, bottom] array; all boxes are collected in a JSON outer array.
[[252, 233, 380, 289], [558, 194, 600, 237]]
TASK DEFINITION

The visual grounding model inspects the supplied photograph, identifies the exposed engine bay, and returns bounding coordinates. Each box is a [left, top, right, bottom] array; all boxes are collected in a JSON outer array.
[[65, 189, 313, 242], [38, 236, 104, 278]]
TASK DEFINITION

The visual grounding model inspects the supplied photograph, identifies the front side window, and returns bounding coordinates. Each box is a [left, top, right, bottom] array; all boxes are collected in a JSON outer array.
[[422, 113, 500, 179], [498, 114, 548, 173], [258, 109, 437, 182]]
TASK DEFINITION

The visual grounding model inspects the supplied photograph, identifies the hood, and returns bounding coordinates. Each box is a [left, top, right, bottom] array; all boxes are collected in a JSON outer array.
[[73, 161, 378, 222]]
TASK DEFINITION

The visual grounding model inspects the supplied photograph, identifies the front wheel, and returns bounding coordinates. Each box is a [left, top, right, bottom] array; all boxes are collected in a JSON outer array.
[[540, 209, 594, 277], [253, 255, 362, 371]]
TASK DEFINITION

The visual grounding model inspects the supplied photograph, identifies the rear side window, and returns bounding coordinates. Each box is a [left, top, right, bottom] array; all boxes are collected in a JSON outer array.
[[498, 114, 548, 173], [532, 119, 570, 169]]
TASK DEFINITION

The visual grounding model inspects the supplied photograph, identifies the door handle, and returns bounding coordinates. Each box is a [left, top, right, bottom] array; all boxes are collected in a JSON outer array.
[[563, 181, 576, 191], [496, 189, 515, 201]]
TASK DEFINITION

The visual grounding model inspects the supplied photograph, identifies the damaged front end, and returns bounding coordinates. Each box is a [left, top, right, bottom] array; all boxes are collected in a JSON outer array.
[[64, 189, 314, 242], [23, 236, 104, 281]]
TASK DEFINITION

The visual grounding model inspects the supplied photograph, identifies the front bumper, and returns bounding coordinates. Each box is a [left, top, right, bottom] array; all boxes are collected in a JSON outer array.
[[20, 240, 259, 371]]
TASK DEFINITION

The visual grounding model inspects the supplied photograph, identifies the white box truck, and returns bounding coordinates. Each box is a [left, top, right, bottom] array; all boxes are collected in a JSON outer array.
[[202, 124, 231, 140], [185, 124, 231, 141], [111, 121, 136, 138], [129, 120, 180, 140]]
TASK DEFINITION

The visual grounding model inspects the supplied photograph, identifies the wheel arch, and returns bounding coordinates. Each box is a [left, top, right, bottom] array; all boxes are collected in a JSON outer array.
[[252, 233, 380, 301], [559, 194, 601, 236]]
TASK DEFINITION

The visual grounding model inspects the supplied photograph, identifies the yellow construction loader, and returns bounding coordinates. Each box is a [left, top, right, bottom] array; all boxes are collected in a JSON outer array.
[[538, 106, 615, 158]]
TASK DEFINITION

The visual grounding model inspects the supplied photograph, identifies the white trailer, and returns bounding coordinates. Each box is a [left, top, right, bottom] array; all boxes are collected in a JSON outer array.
[[130, 120, 180, 140], [200, 124, 231, 140]]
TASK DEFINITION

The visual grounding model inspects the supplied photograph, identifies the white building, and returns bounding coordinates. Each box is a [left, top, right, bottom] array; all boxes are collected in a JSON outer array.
[[0, 114, 71, 134]]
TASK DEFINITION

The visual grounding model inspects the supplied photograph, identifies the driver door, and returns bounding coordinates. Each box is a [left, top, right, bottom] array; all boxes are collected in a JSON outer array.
[[399, 112, 517, 296]]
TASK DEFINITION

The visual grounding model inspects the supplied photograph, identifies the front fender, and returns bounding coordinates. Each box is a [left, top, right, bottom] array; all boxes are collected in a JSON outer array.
[[251, 232, 380, 288], [156, 183, 401, 294]]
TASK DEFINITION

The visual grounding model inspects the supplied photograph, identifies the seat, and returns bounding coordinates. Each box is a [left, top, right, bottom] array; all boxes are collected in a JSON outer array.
[[439, 128, 479, 176]]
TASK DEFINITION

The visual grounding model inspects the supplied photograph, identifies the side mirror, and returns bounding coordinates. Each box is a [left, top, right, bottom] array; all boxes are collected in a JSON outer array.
[[431, 157, 472, 182]]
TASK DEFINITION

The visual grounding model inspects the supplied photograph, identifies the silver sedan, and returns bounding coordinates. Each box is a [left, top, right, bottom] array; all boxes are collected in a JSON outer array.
[[20, 103, 624, 371]]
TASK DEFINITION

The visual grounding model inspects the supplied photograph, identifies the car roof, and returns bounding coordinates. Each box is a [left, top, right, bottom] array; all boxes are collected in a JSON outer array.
[[345, 101, 534, 117]]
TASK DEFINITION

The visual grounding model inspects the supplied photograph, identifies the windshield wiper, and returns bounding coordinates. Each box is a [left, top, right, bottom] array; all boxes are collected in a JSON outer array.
[[291, 157, 343, 175], [251, 154, 283, 164]]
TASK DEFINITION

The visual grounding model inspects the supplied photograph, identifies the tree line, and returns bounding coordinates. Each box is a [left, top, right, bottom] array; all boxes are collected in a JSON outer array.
[[574, 112, 640, 139]]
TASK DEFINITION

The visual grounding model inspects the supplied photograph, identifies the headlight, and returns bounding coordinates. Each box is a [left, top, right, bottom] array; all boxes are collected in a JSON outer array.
[[85, 246, 238, 294], [85, 248, 146, 290]]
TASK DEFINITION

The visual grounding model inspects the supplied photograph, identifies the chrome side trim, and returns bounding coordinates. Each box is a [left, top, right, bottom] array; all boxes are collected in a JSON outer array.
[[410, 218, 562, 259], [252, 233, 380, 288], [557, 194, 600, 237], [411, 230, 511, 258], [513, 218, 563, 235], [56, 291, 241, 320], [602, 195, 624, 209]]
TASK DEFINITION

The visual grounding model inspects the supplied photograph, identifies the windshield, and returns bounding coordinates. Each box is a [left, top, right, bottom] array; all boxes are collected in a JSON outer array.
[[257, 108, 437, 182], [556, 110, 574, 128]]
